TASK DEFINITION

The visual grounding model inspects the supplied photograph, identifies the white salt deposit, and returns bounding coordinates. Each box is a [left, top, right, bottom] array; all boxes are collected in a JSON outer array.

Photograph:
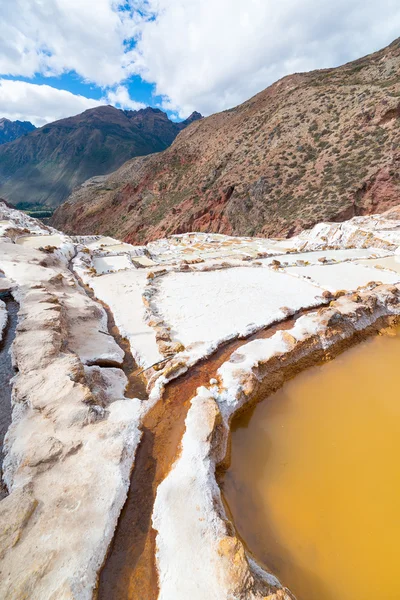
[[155, 267, 325, 350], [285, 262, 400, 292], [15, 233, 66, 249], [355, 256, 400, 275], [93, 254, 133, 274], [0, 299, 7, 341], [84, 269, 162, 368], [260, 248, 388, 267]]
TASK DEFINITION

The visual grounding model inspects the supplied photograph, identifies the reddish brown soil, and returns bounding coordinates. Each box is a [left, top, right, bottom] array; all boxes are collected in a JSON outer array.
[[53, 39, 400, 243]]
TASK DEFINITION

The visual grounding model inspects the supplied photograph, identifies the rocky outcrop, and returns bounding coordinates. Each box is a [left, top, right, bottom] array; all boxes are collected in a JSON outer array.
[[52, 38, 400, 242]]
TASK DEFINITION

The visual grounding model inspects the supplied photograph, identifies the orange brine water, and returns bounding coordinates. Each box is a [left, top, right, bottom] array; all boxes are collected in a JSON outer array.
[[222, 327, 400, 600]]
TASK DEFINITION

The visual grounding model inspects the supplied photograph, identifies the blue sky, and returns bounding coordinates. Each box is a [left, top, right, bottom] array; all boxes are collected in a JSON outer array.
[[2, 73, 108, 102], [1, 71, 169, 117], [1, 0, 400, 126]]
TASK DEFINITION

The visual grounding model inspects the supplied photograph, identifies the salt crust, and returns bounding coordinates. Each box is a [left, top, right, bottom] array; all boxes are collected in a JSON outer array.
[[155, 267, 325, 350], [285, 261, 400, 292], [153, 284, 400, 600], [0, 206, 148, 599], [74, 255, 162, 369], [92, 254, 133, 275], [355, 255, 400, 274], [3, 203, 400, 598], [0, 299, 7, 341]]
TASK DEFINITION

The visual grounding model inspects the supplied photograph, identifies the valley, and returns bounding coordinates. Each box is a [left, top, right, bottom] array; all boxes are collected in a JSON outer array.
[[0, 107, 201, 209]]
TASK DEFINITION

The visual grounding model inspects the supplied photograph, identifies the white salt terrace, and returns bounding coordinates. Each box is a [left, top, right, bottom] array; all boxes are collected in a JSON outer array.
[[5, 204, 400, 600], [85, 236, 129, 250], [260, 247, 389, 267], [85, 269, 163, 368], [355, 255, 400, 275], [15, 233, 67, 249], [85, 236, 147, 255], [75, 230, 400, 364], [155, 267, 324, 351], [93, 255, 133, 274], [284, 262, 400, 293], [146, 233, 293, 264]]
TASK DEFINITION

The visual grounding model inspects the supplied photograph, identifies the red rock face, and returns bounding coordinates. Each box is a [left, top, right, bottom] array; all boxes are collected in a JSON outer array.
[[52, 38, 400, 243], [352, 163, 400, 216]]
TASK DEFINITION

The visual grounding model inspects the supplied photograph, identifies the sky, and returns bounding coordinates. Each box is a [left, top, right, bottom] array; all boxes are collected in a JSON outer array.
[[1, 0, 400, 126]]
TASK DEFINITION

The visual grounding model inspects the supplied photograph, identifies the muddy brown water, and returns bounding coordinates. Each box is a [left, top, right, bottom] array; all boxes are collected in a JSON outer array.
[[0, 296, 19, 499], [97, 308, 321, 600], [222, 324, 400, 600]]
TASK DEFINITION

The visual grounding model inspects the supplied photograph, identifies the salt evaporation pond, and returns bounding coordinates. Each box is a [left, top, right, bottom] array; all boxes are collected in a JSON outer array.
[[222, 325, 400, 600]]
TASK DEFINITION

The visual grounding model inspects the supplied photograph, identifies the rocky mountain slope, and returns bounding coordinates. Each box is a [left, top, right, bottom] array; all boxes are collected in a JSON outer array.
[[0, 118, 36, 145], [53, 38, 400, 243], [0, 106, 201, 208]]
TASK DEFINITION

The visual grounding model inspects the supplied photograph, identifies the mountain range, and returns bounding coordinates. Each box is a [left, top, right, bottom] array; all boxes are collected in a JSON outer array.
[[52, 38, 400, 243], [0, 106, 202, 208], [0, 118, 36, 145]]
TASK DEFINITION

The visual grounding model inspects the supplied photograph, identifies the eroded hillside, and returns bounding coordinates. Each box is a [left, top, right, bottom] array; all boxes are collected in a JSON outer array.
[[0, 107, 201, 208], [52, 38, 400, 243]]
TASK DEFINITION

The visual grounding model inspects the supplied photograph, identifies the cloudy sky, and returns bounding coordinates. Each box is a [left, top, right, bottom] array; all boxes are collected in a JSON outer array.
[[1, 0, 400, 126]]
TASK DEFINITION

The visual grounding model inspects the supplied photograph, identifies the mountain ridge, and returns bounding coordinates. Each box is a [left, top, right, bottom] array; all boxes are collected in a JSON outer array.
[[0, 118, 36, 145], [52, 37, 400, 242], [0, 105, 202, 208]]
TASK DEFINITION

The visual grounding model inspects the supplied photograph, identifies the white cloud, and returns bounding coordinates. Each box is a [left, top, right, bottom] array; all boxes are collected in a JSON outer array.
[[0, 0, 139, 86], [1, 0, 400, 121], [105, 85, 146, 110], [131, 0, 400, 117], [0, 79, 103, 126]]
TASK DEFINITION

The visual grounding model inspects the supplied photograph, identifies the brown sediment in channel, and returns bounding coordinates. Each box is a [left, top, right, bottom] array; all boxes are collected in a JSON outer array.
[[103, 310, 147, 400], [96, 307, 323, 600]]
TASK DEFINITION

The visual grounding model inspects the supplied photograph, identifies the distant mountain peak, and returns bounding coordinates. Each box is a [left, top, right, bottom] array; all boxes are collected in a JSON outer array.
[[187, 111, 203, 120], [0, 118, 36, 144], [0, 104, 200, 208]]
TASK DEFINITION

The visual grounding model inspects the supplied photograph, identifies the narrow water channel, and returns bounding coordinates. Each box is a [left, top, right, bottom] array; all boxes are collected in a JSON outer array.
[[0, 296, 19, 499], [222, 325, 400, 600]]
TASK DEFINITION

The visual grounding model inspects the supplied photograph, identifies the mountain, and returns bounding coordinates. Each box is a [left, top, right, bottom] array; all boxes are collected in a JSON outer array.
[[0, 118, 36, 144], [0, 106, 202, 208], [52, 38, 400, 243]]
